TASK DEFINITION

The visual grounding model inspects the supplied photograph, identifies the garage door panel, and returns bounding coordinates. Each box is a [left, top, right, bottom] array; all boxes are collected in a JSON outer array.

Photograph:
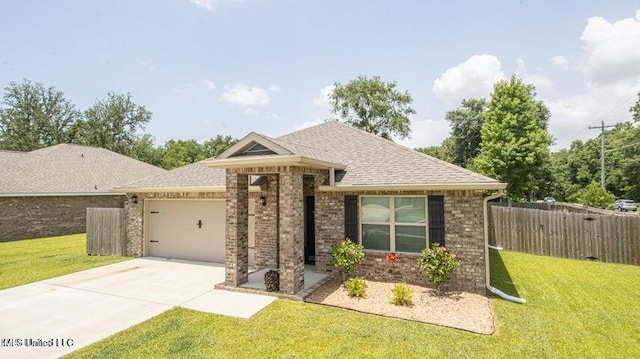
[[148, 200, 226, 262]]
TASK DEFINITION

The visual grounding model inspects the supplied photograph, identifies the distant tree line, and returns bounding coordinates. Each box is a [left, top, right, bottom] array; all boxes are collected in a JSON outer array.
[[3, 77, 639, 205], [418, 77, 640, 204], [0, 79, 237, 169]]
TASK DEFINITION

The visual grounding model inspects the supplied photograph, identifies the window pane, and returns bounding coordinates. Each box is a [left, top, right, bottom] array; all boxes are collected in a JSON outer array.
[[362, 224, 390, 251], [394, 197, 426, 223], [361, 197, 390, 222], [395, 225, 426, 253]]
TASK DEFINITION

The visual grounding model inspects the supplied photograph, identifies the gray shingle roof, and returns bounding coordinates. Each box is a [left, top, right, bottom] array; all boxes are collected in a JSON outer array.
[[115, 160, 226, 191], [117, 121, 501, 192], [275, 121, 499, 185], [0, 144, 167, 194]]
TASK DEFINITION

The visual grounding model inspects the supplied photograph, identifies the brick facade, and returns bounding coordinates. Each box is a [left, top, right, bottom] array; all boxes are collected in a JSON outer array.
[[0, 195, 124, 242], [254, 175, 279, 269], [123, 181, 487, 294], [314, 189, 487, 294]]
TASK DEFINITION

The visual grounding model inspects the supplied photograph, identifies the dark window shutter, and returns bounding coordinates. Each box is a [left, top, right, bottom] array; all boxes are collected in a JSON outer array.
[[344, 195, 358, 242], [428, 196, 445, 247]]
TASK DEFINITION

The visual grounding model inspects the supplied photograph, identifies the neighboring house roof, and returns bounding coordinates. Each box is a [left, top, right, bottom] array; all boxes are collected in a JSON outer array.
[[0, 144, 167, 196], [116, 121, 505, 192]]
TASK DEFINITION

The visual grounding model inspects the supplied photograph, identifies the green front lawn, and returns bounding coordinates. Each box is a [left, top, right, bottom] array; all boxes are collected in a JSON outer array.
[[67, 250, 640, 358], [0, 233, 129, 290]]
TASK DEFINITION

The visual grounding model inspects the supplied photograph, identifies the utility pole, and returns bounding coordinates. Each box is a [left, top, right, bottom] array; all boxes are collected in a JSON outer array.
[[589, 121, 615, 189]]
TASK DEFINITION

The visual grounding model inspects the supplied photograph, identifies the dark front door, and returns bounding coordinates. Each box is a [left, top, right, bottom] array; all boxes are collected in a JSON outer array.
[[304, 196, 316, 265]]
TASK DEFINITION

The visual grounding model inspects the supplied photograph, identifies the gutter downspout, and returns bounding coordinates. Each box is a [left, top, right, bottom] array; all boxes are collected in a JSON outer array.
[[484, 190, 526, 304]]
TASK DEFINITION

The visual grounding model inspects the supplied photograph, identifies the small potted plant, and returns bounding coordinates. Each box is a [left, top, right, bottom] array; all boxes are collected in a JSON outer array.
[[264, 269, 279, 292]]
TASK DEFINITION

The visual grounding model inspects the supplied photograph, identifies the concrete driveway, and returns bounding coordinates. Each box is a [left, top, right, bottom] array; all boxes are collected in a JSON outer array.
[[0, 257, 276, 359]]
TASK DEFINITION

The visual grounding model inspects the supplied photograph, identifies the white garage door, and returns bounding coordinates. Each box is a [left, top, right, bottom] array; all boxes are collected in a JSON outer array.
[[147, 199, 255, 264]]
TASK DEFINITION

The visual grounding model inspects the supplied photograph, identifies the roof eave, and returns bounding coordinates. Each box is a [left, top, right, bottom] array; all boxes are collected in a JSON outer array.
[[0, 192, 125, 197], [202, 155, 346, 171], [318, 182, 508, 192], [109, 185, 262, 194]]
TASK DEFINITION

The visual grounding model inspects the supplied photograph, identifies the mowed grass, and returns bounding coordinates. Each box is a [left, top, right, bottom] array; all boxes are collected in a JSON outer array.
[[0, 233, 129, 290], [66, 250, 640, 359]]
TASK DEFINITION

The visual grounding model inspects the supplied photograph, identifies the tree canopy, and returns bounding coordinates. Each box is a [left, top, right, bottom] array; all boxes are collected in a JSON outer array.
[[0, 79, 237, 169], [73, 92, 151, 155], [329, 75, 414, 140], [0, 79, 80, 151], [475, 76, 552, 200], [445, 98, 486, 168]]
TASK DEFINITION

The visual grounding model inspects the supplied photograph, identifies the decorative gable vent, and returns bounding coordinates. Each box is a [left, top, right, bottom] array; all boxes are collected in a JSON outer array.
[[231, 142, 278, 157]]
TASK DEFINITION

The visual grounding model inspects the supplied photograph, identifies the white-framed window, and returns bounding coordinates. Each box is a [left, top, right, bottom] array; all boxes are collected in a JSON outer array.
[[359, 196, 427, 253]]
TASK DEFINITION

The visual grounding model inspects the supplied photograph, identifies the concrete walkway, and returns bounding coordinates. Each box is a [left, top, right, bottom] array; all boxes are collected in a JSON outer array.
[[0, 258, 276, 359]]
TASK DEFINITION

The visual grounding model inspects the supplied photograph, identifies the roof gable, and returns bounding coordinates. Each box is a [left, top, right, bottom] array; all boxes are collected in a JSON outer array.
[[216, 133, 292, 159]]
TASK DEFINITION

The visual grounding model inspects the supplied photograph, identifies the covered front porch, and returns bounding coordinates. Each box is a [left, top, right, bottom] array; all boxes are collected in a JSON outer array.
[[203, 133, 346, 295]]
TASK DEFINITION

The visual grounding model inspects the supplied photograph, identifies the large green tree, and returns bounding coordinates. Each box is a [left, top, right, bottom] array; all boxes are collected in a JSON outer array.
[[0, 79, 80, 151], [475, 76, 552, 200], [445, 98, 486, 168], [74, 92, 151, 155], [329, 75, 415, 140]]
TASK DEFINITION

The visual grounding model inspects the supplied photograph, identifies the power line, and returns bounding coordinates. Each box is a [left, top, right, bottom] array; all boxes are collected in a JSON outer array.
[[589, 121, 616, 188], [558, 94, 637, 148]]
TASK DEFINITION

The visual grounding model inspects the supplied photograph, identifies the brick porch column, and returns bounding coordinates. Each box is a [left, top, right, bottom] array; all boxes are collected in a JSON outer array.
[[225, 171, 249, 286], [278, 168, 305, 294]]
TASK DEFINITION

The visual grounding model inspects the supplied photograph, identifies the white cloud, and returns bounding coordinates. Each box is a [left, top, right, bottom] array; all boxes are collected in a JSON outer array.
[[551, 55, 569, 70], [171, 83, 196, 94], [221, 83, 278, 106], [189, 0, 245, 11], [580, 10, 640, 86], [203, 80, 216, 90], [546, 9, 640, 150], [137, 60, 156, 72], [514, 58, 556, 96], [398, 119, 450, 149], [243, 107, 259, 115], [312, 85, 335, 107], [433, 54, 505, 104]]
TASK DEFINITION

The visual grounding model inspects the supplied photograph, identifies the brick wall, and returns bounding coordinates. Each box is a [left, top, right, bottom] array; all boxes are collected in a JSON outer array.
[[315, 189, 487, 294], [0, 195, 124, 242], [254, 175, 278, 269]]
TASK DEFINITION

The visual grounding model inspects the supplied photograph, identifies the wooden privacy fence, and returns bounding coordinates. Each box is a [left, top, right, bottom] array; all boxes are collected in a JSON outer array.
[[86, 208, 126, 256], [488, 203, 640, 266]]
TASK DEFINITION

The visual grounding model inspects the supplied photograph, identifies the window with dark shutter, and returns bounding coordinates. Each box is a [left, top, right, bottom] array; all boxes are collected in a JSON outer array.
[[428, 196, 445, 247], [344, 195, 358, 242]]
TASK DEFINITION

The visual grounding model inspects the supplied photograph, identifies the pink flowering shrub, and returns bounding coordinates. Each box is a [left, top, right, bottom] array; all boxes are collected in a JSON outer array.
[[331, 237, 365, 283], [417, 242, 460, 290]]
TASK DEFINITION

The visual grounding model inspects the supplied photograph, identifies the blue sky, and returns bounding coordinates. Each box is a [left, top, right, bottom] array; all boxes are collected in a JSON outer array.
[[1, 1, 639, 151]]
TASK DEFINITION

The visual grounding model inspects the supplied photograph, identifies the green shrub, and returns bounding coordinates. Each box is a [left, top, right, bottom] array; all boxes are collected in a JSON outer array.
[[390, 282, 413, 306], [331, 237, 365, 282], [417, 242, 460, 290], [344, 277, 368, 298], [569, 181, 616, 208]]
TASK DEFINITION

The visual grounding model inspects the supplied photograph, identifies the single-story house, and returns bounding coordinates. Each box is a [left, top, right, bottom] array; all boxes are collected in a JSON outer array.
[[115, 121, 506, 295], [0, 144, 166, 241]]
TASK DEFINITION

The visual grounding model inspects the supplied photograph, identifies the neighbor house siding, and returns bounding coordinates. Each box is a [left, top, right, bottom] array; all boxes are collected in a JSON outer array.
[[315, 189, 486, 294], [0, 195, 125, 242]]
